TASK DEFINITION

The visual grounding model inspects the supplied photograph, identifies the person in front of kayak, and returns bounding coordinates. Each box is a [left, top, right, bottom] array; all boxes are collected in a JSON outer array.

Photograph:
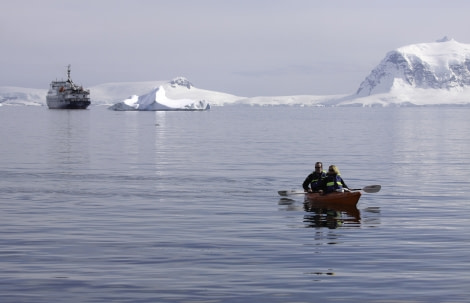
[[320, 165, 350, 194], [302, 162, 327, 192]]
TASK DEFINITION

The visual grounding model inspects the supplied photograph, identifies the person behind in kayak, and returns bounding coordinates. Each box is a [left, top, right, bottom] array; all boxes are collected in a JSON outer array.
[[319, 165, 350, 194], [302, 162, 327, 192]]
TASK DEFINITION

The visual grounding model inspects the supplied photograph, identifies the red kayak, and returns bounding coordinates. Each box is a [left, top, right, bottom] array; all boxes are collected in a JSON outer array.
[[305, 191, 361, 206]]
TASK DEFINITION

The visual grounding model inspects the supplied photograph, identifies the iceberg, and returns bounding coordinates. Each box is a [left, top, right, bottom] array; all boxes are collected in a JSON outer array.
[[108, 85, 210, 111]]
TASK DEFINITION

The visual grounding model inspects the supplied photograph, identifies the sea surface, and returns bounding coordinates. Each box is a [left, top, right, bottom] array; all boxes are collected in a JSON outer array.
[[1, 105, 469, 303]]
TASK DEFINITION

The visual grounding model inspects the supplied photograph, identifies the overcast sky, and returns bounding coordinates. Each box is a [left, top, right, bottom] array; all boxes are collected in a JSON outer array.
[[1, 0, 470, 97]]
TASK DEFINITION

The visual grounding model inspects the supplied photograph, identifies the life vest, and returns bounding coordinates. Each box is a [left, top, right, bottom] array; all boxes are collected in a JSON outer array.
[[310, 171, 326, 190], [325, 174, 343, 193]]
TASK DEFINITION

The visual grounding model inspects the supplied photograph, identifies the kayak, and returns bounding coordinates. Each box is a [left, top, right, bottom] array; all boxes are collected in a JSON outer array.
[[305, 191, 361, 206], [278, 185, 380, 197]]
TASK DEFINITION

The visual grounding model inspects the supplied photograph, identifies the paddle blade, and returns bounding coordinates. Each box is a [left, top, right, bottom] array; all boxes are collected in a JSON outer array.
[[362, 185, 381, 193], [278, 190, 306, 196]]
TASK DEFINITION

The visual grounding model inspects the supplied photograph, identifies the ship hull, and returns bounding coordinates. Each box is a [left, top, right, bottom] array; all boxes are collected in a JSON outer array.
[[47, 100, 90, 109], [46, 97, 90, 109]]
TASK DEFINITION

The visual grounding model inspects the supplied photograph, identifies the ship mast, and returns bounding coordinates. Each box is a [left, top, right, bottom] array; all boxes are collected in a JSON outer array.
[[67, 64, 71, 82], [66, 64, 76, 88]]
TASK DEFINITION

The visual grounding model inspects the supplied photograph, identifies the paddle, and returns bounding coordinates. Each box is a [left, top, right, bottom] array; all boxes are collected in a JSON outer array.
[[278, 185, 381, 196], [359, 184, 381, 193]]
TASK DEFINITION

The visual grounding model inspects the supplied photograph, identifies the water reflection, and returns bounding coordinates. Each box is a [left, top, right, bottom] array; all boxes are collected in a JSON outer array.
[[303, 201, 361, 229], [362, 206, 381, 227], [278, 197, 297, 209], [46, 110, 91, 168]]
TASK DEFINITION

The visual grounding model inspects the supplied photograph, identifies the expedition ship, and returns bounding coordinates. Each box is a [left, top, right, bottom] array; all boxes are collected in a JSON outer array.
[[46, 65, 91, 109]]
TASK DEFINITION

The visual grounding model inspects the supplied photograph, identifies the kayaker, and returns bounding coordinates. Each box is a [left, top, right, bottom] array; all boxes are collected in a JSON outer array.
[[319, 165, 350, 194], [302, 162, 327, 192]]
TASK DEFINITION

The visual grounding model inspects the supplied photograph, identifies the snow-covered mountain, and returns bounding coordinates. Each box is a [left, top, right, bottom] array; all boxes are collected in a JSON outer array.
[[108, 85, 211, 111], [91, 77, 241, 106], [2, 38, 470, 107], [353, 37, 470, 105]]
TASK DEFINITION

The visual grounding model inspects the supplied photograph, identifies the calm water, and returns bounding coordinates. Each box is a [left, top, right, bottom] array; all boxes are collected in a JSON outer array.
[[1, 105, 469, 303]]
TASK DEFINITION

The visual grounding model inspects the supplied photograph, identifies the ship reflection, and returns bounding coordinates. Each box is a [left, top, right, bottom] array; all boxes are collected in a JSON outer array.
[[303, 200, 361, 229]]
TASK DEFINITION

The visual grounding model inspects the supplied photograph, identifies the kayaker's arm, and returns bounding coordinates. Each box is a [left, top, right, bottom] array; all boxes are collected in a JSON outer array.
[[302, 173, 314, 192], [341, 178, 349, 189]]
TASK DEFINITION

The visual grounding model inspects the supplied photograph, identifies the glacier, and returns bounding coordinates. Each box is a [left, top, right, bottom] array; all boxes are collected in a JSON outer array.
[[2, 38, 470, 108], [0, 87, 47, 106]]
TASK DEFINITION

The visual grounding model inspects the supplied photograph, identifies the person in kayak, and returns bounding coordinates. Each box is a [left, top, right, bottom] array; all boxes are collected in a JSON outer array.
[[302, 162, 327, 192], [319, 165, 350, 194]]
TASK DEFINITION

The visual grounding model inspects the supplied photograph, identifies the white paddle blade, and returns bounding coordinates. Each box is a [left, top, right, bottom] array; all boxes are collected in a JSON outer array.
[[362, 185, 381, 193], [278, 190, 306, 196]]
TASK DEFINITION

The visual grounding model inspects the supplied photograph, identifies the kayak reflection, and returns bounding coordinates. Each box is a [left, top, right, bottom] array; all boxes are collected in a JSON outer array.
[[303, 199, 361, 229]]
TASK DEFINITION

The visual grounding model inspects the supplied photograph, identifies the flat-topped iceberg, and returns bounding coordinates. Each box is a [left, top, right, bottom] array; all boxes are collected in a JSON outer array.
[[108, 85, 210, 111]]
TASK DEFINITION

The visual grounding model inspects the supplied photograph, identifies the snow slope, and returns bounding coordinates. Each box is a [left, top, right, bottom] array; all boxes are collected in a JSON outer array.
[[0, 87, 47, 106], [109, 85, 211, 111]]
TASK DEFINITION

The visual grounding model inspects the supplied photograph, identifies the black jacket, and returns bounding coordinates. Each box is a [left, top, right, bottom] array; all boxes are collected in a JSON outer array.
[[302, 171, 327, 192]]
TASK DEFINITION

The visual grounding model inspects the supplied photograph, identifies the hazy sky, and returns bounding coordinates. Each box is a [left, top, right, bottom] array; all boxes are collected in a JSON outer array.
[[2, 0, 470, 97]]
